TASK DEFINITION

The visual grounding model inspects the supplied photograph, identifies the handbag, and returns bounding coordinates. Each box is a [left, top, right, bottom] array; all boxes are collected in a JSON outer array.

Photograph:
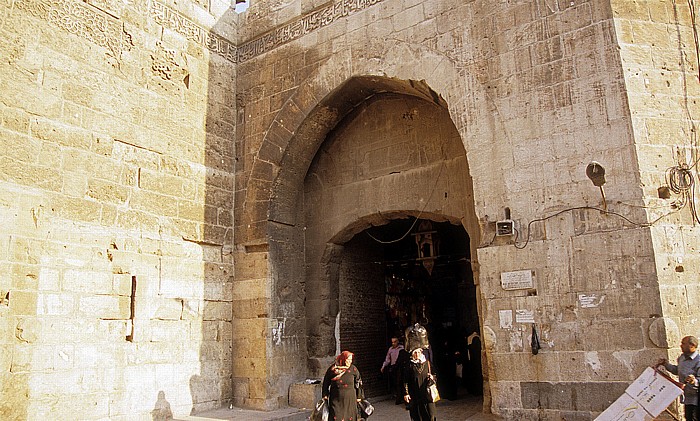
[[427, 382, 440, 403], [310, 398, 329, 421], [357, 398, 374, 418], [427, 362, 441, 403]]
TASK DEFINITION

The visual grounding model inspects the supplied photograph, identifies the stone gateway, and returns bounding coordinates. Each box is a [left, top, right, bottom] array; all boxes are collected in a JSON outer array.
[[1, 0, 699, 419]]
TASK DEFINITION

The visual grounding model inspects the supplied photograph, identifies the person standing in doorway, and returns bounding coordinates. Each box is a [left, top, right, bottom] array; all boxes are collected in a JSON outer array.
[[657, 336, 700, 421], [323, 350, 364, 421], [435, 335, 457, 400], [403, 348, 437, 421], [465, 330, 483, 395], [381, 336, 405, 404]]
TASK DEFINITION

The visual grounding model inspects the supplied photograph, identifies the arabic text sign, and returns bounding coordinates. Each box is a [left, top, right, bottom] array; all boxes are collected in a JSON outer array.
[[500, 270, 533, 290]]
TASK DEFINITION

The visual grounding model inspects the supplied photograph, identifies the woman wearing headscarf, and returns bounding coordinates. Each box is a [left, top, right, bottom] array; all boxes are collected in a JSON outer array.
[[403, 347, 437, 421], [322, 350, 364, 421]]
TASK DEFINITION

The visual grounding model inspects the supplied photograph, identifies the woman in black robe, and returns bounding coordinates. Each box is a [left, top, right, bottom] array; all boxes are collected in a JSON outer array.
[[322, 350, 364, 421], [403, 348, 437, 421]]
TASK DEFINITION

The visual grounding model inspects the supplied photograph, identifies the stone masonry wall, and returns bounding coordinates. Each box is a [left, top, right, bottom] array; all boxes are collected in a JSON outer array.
[[233, 0, 678, 417], [3, 0, 698, 418], [338, 235, 386, 398], [611, 0, 700, 348], [0, 0, 237, 419]]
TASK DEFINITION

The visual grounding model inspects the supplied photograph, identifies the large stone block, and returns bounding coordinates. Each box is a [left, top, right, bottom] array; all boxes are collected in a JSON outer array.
[[37, 292, 75, 316], [78, 295, 130, 319], [63, 269, 114, 294], [288, 383, 321, 409], [8, 291, 37, 315]]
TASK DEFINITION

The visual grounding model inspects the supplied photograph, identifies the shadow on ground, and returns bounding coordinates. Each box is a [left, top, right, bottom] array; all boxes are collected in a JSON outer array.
[[177, 389, 501, 421]]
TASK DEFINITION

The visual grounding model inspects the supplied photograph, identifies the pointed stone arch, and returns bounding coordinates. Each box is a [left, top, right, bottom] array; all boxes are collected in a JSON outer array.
[[233, 40, 497, 408], [237, 41, 498, 246]]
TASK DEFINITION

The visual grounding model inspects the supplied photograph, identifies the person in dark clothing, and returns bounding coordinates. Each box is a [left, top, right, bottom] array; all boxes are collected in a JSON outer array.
[[403, 348, 437, 421], [323, 350, 364, 421], [465, 331, 483, 395], [394, 346, 411, 405], [435, 337, 457, 400]]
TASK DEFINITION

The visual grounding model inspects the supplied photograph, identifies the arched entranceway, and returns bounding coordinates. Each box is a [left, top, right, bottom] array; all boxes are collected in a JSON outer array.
[[299, 83, 482, 403], [332, 217, 483, 399], [239, 70, 491, 409]]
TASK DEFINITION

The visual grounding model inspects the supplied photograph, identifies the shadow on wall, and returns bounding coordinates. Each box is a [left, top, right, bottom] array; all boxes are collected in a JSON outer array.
[[152, 391, 173, 421], [187, 3, 237, 415]]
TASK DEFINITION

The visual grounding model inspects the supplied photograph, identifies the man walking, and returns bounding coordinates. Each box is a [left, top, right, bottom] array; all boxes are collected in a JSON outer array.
[[381, 336, 405, 404], [658, 335, 700, 421]]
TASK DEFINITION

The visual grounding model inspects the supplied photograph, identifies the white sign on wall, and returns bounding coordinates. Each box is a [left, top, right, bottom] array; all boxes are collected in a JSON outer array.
[[499, 310, 513, 329], [579, 293, 605, 308], [515, 309, 535, 324], [500, 270, 534, 290]]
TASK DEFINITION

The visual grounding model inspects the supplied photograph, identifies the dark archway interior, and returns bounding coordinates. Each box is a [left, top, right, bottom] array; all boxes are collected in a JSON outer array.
[[338, 218, 482, 399]]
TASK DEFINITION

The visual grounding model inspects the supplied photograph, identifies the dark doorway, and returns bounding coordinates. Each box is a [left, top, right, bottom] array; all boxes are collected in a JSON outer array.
[[338, 217, 481, 400]]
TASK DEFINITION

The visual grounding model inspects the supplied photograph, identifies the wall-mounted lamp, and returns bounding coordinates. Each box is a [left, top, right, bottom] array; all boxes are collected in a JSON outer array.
[[586, 161, 607, 211]]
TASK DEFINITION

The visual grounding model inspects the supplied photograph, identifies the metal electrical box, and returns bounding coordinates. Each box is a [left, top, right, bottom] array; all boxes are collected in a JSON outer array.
[[496, 220, 514, 236]]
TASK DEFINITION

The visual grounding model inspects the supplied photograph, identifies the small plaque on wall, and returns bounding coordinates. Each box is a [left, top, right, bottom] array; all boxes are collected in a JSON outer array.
[[499, 310, 513, 329], [515, 309, 535, 324], [500, 270, 534, 290]]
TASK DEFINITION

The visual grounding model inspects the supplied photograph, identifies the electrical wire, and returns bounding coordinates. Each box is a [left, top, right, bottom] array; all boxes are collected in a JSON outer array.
[[366, 214, 422, 244], [667, 164, 700, 223], [482, 230, 498, 247], [667, 165, 694, 194], [511, 205, 681, 250], [688, 0, 700, 82], [365, 160, 446, 244], [691, 175, 700, 223]]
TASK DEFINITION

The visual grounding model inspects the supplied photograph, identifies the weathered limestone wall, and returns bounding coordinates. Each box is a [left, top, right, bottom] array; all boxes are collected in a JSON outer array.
[[611, 1, 700, 346], [233, 0, 680, 417], [470, 2, 660, 419], [3, 0, 698, 418], [0, 0, 237, 419]]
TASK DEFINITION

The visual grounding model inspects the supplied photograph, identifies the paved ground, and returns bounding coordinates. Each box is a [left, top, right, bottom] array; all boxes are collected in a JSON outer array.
[[179, 390, 502, 421]]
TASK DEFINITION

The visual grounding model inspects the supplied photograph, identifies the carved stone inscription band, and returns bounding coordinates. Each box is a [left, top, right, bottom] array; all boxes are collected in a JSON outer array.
[[151, 0, 386, 63], [14, 0, 385, 64], [237, 0, 385, 62], [149, 1, 237, 64], [15, 0, 132, 61]]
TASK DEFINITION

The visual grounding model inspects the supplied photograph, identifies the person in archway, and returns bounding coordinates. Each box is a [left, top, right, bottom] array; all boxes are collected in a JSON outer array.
[[435, 332, 458, 400], [381, 336, 406, 404], [403, 347, 437, 421], [462, 330, 483, 395], [323, 350, 364, 421]]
